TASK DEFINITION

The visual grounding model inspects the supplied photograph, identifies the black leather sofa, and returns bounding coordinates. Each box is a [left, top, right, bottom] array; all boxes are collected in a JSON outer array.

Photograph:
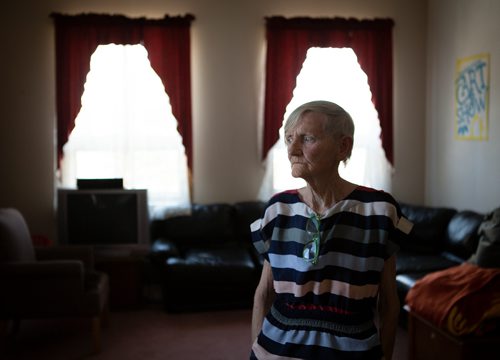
[[396, 203, 486, 324], [149, 201, 266, 312], [149, 200, 491, 317]]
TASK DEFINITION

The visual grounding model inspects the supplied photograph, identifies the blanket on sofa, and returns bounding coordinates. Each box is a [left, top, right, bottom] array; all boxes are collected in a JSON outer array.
[[406, 262, 500, 336]]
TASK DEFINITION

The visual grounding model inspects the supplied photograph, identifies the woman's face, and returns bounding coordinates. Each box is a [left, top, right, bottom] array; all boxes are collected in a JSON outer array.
[[285, 111, 345, 182]]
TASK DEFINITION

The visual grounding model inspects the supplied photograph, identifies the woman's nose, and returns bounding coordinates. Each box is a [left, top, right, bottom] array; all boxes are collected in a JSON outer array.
[[287, 137, 301, 155]]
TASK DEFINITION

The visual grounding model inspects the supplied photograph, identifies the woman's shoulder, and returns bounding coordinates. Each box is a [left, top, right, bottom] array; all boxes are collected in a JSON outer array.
[[260, 189, 306, 220], [350, 185, 399, 206], [268, 189, 302, 205]]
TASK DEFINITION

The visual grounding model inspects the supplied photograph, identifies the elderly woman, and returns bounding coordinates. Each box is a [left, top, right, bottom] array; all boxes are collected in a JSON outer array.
[[250, 101, 412, 359]]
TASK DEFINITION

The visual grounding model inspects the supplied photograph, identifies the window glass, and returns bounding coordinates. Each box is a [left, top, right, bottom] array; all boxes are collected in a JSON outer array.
[[259, 48, 391, 200], [60, 44, 190, 218]]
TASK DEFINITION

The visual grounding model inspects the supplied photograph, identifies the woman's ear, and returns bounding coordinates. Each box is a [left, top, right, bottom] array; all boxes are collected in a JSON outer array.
[[339, 135, 353, 162]]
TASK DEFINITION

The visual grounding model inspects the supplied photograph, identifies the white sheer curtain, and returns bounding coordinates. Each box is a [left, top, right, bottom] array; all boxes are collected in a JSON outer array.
[[60, 44, 191, 219], [259, 48, 392, 200]]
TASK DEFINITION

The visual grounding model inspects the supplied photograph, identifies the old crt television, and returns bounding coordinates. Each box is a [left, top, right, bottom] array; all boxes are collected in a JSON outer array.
[[57, 189, 149, 247]]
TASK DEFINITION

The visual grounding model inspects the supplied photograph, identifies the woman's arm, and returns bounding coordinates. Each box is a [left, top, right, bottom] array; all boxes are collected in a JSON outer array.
[[378, 254, 400, 360], [251, 260, 276, 342]]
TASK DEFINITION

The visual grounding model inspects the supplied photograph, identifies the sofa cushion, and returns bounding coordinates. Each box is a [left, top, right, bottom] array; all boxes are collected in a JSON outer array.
[[443, 210, 483, 260], [396, 250, 460, 274], [151, 204, 237, 251], [166, 246, 256, 285], [163, 245, 258, 312], [163, 248, 258, 311], [399, 204, 457, 254]]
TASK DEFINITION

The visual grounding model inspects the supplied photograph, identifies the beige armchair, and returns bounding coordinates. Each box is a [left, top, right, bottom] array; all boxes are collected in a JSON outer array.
[[0, 208, 109, 354]]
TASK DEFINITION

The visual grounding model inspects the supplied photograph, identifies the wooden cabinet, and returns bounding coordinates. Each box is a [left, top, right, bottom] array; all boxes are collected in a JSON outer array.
[[408, 311, 499, 360], [95, 246, 149, 310]]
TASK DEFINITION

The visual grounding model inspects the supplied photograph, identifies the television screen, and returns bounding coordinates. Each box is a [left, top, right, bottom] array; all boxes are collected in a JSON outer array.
[[58, 189, 149, 247]]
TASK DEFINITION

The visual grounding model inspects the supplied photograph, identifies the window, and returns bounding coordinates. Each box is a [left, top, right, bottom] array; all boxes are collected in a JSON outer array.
[[60, 44, 190, 218], [259, 48, 392, 200]]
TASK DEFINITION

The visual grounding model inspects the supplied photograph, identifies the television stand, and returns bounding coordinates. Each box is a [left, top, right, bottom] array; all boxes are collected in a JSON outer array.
[[94, 245, 150, 310]]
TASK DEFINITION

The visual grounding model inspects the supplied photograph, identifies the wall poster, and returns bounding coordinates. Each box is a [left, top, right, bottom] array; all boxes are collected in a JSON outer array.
[[455, 53, 490, 141]]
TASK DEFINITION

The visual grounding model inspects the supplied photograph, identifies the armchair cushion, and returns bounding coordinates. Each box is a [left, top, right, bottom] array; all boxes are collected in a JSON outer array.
[[0, 260, 85, 317], [35, 245, 95, 270]]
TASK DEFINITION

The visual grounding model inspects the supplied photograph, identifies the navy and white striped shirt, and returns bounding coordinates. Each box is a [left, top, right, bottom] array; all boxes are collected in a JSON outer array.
[[251, 186, 412, 360]]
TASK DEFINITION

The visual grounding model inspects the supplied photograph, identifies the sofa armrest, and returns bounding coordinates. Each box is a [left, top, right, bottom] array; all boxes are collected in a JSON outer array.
[[149, 238, 181, 270], [400, 203, 457, 253], [444, 210, 484, 260], [151, 238, 180, 258]]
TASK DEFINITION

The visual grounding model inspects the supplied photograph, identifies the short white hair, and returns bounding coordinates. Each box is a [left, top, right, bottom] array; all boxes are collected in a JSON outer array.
[[284, 100, 355, 160]]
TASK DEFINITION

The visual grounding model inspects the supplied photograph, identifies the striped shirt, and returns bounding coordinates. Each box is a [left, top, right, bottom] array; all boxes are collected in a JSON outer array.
[[250, 186, 412, 360]]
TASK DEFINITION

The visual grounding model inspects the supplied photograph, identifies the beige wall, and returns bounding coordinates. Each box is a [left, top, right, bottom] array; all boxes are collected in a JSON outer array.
[[0, 0, 427, 240], [426, 0, 500, 212]]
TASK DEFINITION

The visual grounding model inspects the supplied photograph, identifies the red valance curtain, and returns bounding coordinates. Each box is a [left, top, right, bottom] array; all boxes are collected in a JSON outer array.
[[263, 16, 395, 164], [51, 13, 195, 171]]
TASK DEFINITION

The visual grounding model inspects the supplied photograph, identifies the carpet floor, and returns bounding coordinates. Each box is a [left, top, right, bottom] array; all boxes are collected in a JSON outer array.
[[2, 305, 409, 359]]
